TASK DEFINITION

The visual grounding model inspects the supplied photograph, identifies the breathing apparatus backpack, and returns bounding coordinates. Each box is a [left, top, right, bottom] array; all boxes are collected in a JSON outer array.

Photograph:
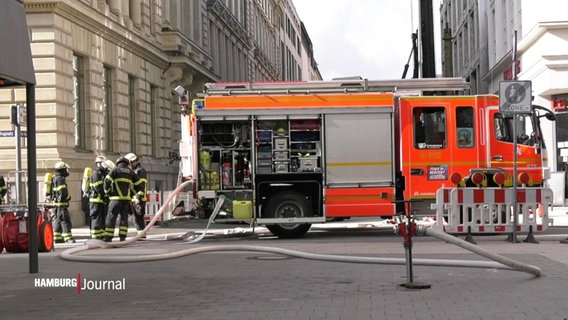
[[43, 172, 53, 201], [82, 167, 92, 197]]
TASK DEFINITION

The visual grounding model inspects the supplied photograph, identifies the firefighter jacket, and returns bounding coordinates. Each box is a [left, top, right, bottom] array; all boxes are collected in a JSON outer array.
[[104, 163, 141, 201], [0, 175, 7, 204], [132, 164, 148, 202], [51, 172, 71, 207], [89, 167, 109, 203]]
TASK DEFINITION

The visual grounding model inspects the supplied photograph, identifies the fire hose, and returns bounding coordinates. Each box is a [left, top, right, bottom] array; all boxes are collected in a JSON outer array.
[[59, 181, 542, 277]]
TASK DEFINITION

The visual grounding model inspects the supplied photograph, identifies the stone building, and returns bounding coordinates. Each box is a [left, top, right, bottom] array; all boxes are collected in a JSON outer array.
[[0, 0, 320, 226]]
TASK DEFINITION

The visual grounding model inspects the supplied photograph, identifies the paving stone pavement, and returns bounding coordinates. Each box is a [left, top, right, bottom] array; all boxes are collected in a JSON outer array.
[[1, 209, 568, 320]]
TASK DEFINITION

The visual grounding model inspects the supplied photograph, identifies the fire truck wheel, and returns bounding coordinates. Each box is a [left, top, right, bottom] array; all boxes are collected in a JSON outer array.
[[38, 220, 54, 252], [265, 191, 312, 239]]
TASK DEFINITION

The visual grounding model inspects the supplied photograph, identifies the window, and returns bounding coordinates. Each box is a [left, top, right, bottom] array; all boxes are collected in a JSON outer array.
[[72, 54, 86, 149], [103, 66, 114, 152], [414, 107, 446, 149], [129, 76, 137, 153], [456, 107, 474, 148], [494, 113, 535, 145], [149, 0, 156, 34], [150, 85, 158, 156]]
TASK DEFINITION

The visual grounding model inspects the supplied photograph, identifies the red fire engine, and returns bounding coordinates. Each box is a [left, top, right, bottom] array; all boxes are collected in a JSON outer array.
[[177, 78, 553, 238]]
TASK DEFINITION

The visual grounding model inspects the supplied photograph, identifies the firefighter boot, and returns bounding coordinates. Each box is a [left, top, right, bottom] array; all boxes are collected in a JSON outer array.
[[54, 232, 64, 244]]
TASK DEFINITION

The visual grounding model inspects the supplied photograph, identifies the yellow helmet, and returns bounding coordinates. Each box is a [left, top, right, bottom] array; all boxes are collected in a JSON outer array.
[[95, 155, 106, 163]]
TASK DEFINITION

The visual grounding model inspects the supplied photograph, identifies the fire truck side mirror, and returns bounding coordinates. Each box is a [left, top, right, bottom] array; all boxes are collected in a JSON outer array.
[[533, 104, 556, 121]]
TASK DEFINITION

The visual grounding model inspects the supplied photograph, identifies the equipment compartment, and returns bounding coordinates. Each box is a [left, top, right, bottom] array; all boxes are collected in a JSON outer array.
[[274, 138, 288, 150]]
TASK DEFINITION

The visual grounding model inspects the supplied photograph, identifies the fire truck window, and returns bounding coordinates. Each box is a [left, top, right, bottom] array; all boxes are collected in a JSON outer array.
[[494, 113, 535, 145], [494, 114, 509, 141], [456, 107, 474, 148], [413, 107, 446, 149]]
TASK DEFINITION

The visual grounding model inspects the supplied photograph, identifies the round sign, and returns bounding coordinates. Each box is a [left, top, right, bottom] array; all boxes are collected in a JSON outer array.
[[505, 83, 526, 104]]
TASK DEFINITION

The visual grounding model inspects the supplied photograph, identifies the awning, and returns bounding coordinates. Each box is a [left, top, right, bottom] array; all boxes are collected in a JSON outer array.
[[0, 0, 35, 86]]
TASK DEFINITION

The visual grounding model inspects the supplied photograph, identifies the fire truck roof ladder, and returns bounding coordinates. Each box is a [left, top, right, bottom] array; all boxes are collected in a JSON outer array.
[[203, 77, 470, 96]]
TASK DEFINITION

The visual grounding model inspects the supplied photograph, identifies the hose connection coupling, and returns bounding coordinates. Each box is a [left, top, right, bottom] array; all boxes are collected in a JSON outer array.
[[396, 221, 417, 245]]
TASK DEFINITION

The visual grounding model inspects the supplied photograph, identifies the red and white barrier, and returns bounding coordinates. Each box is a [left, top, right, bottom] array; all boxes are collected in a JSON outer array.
[[143, 191, 196, 222], [144, 191, 162, 222], [433, 187, 553, 234], [161, 191, 193, 221]]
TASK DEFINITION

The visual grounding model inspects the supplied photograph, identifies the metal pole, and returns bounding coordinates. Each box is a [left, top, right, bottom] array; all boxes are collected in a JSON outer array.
[[27, 84, 38, 274], [511, 30, 519, 243], [512, 116, 519, 243], [15, 108, 22, 204]]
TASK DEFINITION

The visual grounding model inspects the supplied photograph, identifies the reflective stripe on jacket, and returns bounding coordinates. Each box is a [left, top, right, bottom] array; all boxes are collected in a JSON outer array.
[[52, 173, 70, 207], [89, 167, 108, 203], [104, 163, 141, 201], [133, 165, 148, 202]]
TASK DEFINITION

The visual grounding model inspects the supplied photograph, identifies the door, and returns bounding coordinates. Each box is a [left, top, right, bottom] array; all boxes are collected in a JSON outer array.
[[399, 97, 480, 203], [486, 106, 544, 185]]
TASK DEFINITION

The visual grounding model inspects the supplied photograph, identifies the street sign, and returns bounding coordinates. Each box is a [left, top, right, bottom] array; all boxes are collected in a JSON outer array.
[[0, 130, 14, 137], [499, 81, 532, 113], [0, 130, 26, 137]]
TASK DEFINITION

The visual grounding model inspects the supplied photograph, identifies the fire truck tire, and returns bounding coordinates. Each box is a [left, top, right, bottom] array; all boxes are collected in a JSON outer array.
[[38, 220, 54, 252], [264, 191, 312, 239]]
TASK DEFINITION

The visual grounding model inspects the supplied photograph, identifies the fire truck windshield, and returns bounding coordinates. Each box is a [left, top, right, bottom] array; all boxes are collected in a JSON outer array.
[[494, 113, 539, 146]]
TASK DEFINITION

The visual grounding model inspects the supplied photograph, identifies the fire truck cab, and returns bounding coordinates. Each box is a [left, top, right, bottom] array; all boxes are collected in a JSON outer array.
[[179, 78, 551, 238]]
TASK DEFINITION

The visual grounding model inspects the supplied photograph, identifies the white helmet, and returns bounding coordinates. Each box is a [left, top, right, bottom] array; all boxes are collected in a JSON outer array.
[[103, 159, 116, 170], [124, 153, 138, 162], [95, 155, 106, 163], [54, 161, 69, 170]]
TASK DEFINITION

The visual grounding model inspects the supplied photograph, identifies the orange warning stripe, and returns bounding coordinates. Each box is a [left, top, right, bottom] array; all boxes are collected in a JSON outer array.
[[204, 93, 394, 109]]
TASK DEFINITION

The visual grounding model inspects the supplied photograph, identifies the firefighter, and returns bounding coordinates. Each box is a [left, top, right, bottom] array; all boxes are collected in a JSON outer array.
[[102, 159, 116, 228], [125, 152, 148, 238], [87, 156, 111, 240], [103, 156, 140, 242], [51, 162, 76, 243], [0, 175, 7, 205]]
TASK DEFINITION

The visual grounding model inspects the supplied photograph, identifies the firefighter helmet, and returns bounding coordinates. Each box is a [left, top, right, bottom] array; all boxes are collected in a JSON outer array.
[[116, 157, 130, 165], [95, 155, 106, 163], [54, 161, 69, 170], [103, 159, 116, 170], [124, 153, 138, 162]]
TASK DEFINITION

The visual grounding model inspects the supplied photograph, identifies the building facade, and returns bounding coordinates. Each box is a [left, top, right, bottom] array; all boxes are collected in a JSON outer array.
[[0, 0, 320, 226], [440, 0, 568, 202]]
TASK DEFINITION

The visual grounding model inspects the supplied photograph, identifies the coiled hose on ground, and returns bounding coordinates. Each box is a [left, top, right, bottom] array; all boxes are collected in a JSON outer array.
[[60, 181, 542, 277]]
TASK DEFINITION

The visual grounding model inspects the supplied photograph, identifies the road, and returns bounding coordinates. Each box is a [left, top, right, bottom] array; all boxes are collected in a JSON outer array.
[[1, 222, 568, 320]]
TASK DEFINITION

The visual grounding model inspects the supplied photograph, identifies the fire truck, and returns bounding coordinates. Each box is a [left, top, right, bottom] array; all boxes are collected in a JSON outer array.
[[177, 77, 553, 238]]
